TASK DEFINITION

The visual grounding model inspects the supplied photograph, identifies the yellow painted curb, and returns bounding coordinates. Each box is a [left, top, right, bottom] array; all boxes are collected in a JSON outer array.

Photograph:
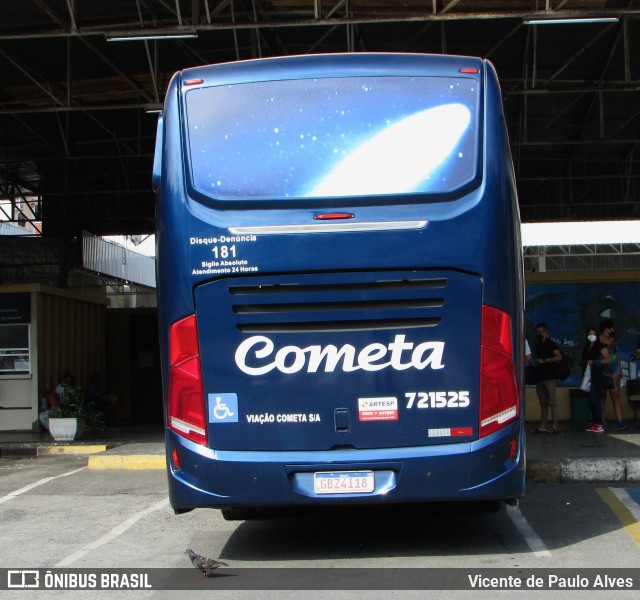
[[87, 454, 166, 470], [37, 445, 108, 456]]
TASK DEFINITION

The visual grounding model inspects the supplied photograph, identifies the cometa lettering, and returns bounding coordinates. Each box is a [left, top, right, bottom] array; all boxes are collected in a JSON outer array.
[[235, 334, 445, 376]]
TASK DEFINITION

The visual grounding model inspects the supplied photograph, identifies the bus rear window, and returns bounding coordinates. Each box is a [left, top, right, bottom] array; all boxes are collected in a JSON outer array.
[[185, 76, 479, 201]]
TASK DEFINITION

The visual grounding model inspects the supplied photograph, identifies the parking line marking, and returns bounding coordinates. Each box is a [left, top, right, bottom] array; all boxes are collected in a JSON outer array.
[[0, 467, 85, 506], [597, 488, 640, 549], [611, 488, 640, 521], [55, 497, 170, 567], [506, 504, 552, 558]]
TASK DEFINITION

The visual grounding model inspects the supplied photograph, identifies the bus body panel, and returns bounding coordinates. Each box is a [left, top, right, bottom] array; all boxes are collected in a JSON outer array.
[[195, 269, 480, 452], [155, 53, 525, 512], [166, 422, 524, 511]]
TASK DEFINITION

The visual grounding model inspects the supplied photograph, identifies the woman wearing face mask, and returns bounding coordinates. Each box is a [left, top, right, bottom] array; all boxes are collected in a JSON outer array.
[[580, 328, 599, 367], [581, 326, 610, 433], [580, 327, 598, 386]]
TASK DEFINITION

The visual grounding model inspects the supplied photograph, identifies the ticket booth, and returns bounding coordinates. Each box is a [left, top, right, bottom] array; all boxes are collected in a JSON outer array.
[[0, 285, 106, 431]]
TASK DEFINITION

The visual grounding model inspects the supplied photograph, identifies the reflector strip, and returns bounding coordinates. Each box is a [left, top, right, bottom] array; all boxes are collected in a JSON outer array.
[[480, 406, 517, 428], [171, 448, 181, 470], [170, 416, 206, 437], [509, 438, 518, 459], [428, 427, 473, 438], [452, 427, 473, 436], [228, 221, 428, 235]]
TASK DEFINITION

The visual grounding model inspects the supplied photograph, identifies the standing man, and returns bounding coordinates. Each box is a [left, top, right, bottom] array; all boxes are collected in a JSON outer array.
[[532, 322, 562, 433]]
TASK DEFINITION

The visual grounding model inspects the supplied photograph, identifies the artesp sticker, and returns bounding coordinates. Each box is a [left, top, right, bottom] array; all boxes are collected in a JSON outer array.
[[358, 397, 398, 422]]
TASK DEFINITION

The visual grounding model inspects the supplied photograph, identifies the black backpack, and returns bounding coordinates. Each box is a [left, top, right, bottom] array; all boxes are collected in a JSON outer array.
[[556, 350, 573, 381]]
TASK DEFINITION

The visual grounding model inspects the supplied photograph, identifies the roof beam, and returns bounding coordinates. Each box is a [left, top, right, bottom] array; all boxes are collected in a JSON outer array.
[[3, 10, 640, 42], [78, 36, 155, 104], [32, 0, 70, 31]]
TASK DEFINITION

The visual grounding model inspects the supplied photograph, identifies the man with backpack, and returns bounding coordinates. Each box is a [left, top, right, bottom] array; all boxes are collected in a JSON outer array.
[[532, 322, 563, 434]]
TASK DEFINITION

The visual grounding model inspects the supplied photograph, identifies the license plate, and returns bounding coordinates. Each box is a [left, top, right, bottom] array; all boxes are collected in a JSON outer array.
[[313, 471, 375, 494]]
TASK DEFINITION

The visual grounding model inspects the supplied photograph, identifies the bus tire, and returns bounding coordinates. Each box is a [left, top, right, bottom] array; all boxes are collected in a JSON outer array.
[[221, 507, 259, 521], [470, 500, 502, 513]]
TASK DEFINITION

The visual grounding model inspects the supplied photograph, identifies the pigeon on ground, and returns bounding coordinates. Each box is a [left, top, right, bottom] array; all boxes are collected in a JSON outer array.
[[185, 548, 229, 577]]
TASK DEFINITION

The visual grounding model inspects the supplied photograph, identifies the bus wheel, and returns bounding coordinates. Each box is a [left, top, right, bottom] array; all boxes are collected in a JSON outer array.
[[221, 507, 259, 521], [469, 500, 502, 513]]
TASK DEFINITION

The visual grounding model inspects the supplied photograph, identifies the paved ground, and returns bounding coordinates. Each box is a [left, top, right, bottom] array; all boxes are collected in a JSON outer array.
[[1, 421, 640, 483], [2, 424, 640, 597]]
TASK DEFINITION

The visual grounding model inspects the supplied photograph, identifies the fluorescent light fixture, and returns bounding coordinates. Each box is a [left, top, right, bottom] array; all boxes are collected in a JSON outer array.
[[521, 221, 640, 246], [106, 32, 198, 42], [524, 16, 619, 25]]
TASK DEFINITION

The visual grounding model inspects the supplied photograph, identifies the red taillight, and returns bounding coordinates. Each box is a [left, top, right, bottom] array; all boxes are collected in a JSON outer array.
[[509, 438, 518, 459], [171, 447, 181, 470], [481, 305, 513, 355], [170, 315, 200, 365], [314, 213, 355, 220], [479, 306, 519, 438], [168, 315, 208, 446]]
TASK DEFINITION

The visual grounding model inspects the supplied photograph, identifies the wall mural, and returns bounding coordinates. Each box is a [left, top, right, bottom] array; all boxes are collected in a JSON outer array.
[[525, 281, 640, 387]]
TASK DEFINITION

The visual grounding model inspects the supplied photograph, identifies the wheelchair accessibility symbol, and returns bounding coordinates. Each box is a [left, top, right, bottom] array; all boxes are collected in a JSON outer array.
[[208, 393, 238, 423]]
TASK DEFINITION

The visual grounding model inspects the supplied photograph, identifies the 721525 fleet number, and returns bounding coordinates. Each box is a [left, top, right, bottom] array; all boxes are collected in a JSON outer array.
[[405, 391, 470, 409]]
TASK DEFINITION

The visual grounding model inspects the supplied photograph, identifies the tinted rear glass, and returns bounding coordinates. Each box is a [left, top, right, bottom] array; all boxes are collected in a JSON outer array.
[[186, 76, 479, 200]]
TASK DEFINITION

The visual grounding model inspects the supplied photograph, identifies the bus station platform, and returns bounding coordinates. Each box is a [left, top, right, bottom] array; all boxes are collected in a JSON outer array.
[[1, 422, 640, 483]]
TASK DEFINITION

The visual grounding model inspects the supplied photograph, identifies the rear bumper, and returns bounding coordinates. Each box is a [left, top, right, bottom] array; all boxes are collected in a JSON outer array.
[[166, 422, 525, 511]]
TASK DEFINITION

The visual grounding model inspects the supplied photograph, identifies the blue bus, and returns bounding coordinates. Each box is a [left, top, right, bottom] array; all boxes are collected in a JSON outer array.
[[153, 53, 525, 518]]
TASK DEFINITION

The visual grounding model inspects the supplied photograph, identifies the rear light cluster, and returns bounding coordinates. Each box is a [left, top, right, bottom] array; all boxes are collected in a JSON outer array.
[[479, 305, 520, 438], [168, 315, 208, 446], [166, 308, 519, 444]]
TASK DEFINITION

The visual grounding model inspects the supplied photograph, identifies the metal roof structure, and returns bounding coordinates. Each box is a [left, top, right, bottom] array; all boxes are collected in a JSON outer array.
[[1, 1, 640, 285], [524, 242, 640, 271]]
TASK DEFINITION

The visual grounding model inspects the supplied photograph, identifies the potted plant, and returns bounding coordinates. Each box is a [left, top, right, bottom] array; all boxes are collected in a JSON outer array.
[[48, 383, 105, 441]]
